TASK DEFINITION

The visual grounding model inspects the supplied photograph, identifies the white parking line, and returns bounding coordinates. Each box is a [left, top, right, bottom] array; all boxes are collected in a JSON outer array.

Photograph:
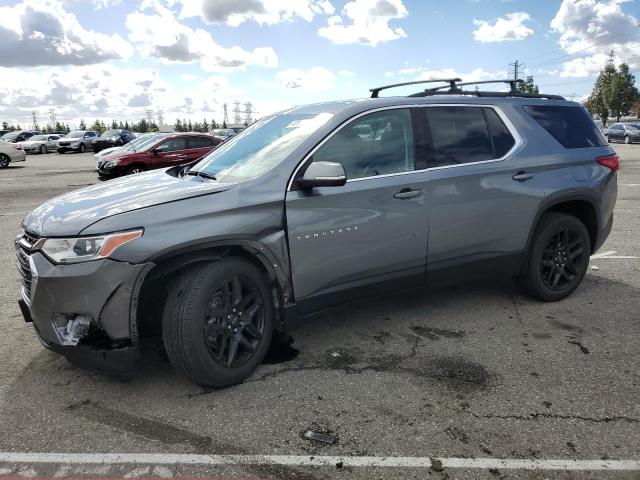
[[621, 183, 640, 187], [0, 452, 638, 472], [591, 250, 638, 259]]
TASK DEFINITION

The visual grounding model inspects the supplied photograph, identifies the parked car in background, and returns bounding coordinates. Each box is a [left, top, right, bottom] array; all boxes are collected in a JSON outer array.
[[0, 141, 26, 168], [1, 130, 41, 143], [0, 130, 9, 138], [18, 134, 61, 154], [603, 122, 640, 144], [94, 133, 158, 160], [57, 130, 99, 153], [92, 129, 135, 153], [96, 132, 221, 177], [209, 128, 241, 141]]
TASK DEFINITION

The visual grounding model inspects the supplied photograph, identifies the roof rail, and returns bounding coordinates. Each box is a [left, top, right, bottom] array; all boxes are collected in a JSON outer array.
[[423, 79, 524, 93], [370, 78, 461, 98], [407, 89, 565, 100]]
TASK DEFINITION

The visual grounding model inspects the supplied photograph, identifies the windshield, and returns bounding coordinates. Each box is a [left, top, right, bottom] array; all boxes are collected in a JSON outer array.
[[66, 131, 84, 138], [101, 129, 120, 137], [29, 135, 47, 141], [127, 134, 161, 152], [211, 129, 231, 136], [192, 112, 333, 182], [2, 132, 20, 140]]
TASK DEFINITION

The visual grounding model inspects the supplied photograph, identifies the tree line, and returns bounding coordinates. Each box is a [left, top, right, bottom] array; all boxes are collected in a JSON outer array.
[[1, 117, 230, 135], [585, 55, 639, 125]]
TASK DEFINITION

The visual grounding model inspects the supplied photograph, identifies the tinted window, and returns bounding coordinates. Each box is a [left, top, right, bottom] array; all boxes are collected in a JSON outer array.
[[313, 109, 414, 180], [188, 136, 216, 149], [156, 138, 186, 152], [484, 108, 515, 158], [424, 106, 493, 166], [523, 106, 607, 148]]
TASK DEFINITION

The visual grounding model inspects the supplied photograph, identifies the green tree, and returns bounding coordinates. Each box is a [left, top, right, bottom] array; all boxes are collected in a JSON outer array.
[[222, 120, 227, 129], [124, 120, 130, 130], [111, 120, 118, 129], [610, 63, 638, 121], [586, 60, 616, 126], [1, 121, 8, 130], [520, 75, 539, 94], [78, 119, 86, 130], [90, 120, 103, 133], [193, 121, 202, 132], [202, 118, 209, 132], [175, 119, 183, 132], [211, 118, 217, 129], [187, 119, 192, 132], [118, 120, 125, 129]]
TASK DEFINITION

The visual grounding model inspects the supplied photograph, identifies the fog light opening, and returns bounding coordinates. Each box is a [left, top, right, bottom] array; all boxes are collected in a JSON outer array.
[[53, 314, 92, 346]]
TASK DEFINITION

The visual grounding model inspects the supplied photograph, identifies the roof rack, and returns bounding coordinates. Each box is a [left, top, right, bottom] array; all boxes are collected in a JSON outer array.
[[370, 78, 565, 100], [370, 78, 461, 98]]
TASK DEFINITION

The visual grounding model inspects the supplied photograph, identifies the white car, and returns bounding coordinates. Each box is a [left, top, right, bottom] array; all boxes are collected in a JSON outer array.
[[0, 141, 26, 168], [18, 134, 61, 154]]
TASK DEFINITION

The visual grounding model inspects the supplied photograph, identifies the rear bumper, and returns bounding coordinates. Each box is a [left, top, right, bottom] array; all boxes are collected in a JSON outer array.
[[594, 173, 617, 252]]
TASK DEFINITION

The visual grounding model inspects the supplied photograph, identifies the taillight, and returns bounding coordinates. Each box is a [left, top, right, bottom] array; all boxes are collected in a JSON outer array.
[[596, 154, 619, 172]]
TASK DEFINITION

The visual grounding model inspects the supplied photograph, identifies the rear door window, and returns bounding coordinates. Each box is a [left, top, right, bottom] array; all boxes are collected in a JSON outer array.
[[156, 138, 186, 153], [523, 105, 607, 148], [423, 106, 494, 167], [483, 108, 516, 158], [187, 136, 217, 149]]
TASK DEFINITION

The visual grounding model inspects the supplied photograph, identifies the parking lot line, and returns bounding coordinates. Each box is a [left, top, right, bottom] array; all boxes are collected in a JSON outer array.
[[590, 250, 638, 259], [0, 452, 638, 472]]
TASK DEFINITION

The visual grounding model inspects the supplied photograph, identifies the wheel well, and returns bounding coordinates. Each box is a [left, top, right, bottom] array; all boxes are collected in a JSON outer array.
[[544, 200, 598, 253], [136, 246, 283, 338]]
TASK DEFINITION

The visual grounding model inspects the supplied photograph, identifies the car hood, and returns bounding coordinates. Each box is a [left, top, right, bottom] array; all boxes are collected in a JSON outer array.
[[97, 146, 124, 157], [23, 169, 232, 236]]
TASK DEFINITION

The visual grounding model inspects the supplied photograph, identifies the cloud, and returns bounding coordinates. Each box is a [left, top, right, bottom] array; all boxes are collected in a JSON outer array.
[[177, 0, 334, 26], [550, 0, 640, 77], [318, 0, 408, 46], [126, 4, 278, 71], [276, 66, 335, 91], [338, 69, 356, 76], [472, 12, 533, 43], [0, 0, 132, 67], [180, 74, 198, 81]]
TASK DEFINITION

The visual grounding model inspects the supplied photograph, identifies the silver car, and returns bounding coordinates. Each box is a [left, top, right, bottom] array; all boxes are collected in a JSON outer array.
[[18, 134, 61, 154], [0, 141, 26, 168]]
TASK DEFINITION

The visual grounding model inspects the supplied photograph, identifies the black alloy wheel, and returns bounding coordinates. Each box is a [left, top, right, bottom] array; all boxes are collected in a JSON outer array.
[[539, 228, 585, 291], [0, 154, 9, 168], [521, 212, 591, 301], [203, 274, 265, 368]]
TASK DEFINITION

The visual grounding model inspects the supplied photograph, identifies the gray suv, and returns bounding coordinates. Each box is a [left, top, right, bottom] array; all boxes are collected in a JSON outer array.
[[15, 79, 618, 387]]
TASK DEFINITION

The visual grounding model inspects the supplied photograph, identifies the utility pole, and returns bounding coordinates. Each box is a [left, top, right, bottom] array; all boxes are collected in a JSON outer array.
[[233, 101, 241, 124], [509, 60, 525, 80], [31, 111, 37, 130], [243, 102, 252, 125], [223, 103, 229, 125], [49, 108, 56, 130]]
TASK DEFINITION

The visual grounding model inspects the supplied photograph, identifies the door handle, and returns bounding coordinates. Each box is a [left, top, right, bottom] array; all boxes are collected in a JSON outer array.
[[393, 188, 423, 200], [513, 171, 534, 181]]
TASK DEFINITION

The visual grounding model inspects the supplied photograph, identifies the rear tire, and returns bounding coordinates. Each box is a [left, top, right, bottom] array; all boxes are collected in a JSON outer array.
[[0, 154, 9, 168], [39, 145, 46, 154], [162, 259, 274, 387], [79, 143, 86, 153], [522, 213, 591, 301]]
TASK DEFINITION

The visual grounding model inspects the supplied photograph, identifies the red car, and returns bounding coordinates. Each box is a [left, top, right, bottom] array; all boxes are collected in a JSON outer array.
[[96, 133, 221, 178]]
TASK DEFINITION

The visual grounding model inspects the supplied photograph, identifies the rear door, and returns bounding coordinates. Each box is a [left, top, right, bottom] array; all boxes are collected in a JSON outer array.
[[153, 137, 188, 167], [418, 105, 544, 280], [285, 108, 429, 312], [186, 136, 220, 161], [47, 135, 59, 151]]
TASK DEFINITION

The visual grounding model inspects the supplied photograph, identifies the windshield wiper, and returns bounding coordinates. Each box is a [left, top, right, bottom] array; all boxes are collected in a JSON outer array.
[[185, 170, 217, 181]]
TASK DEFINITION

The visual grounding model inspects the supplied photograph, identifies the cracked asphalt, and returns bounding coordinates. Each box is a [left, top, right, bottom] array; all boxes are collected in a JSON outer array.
[[0, 147, 639, 479]]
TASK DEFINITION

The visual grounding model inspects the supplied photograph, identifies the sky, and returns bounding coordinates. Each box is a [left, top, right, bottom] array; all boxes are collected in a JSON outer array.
[[0, 0, 639, 129]]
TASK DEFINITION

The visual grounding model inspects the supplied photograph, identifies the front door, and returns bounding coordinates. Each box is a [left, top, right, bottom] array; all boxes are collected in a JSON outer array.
[[285, 108, 428, 313], [154, 137, 189, 167]]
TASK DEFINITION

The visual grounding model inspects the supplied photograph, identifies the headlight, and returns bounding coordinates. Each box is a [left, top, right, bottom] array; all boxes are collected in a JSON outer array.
[[40, 229, 143, 264], [103, 160, 118, 168]]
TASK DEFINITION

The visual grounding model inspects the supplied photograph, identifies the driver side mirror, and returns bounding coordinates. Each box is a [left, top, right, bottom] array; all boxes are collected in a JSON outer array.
[[297, 161, 347, 189]]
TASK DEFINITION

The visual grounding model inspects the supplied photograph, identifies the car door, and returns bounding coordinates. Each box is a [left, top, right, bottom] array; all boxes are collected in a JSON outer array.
[[47, 135, 59, 151], [153, 137, 188, 167], [418, 105, 544, 282], [610, 124, 622, 141], [285, 108, 428, 313], [186, 136, 219, 161]]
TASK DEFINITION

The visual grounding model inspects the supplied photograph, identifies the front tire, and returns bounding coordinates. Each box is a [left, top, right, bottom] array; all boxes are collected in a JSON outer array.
[[0, 154, 9, 168], [522, 213, 591, 301], [126, 165, 145, 175], [162, 259, 274, 387], [79, 143, 86, 153], [39, 145, 46, 154]]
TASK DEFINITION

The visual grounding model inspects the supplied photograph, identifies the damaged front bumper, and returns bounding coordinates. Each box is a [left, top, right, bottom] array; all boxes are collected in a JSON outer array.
[[17, 251, 152, 375]]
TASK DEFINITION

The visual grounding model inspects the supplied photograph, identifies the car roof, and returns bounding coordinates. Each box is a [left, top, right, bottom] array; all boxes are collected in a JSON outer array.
[[276, 95, 582, 118]]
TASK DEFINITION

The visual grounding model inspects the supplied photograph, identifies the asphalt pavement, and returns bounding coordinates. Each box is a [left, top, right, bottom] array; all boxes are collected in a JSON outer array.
[[0, 147, 638, 479]]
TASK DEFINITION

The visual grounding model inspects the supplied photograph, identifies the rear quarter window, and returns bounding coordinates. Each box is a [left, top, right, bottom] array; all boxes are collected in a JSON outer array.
[[523, 105, 607, 149]]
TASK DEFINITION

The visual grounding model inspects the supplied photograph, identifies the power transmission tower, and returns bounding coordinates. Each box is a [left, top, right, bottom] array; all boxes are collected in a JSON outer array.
[[156, 110, 164, 127], [145, 109, 154, 125], [223, 103, 229, 125], [31, 111, 37, 130], [233, 101, 241, 124], [243, 102, 253, 125], [509, 60, 525, 80], [49, 108, 56, 129]]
